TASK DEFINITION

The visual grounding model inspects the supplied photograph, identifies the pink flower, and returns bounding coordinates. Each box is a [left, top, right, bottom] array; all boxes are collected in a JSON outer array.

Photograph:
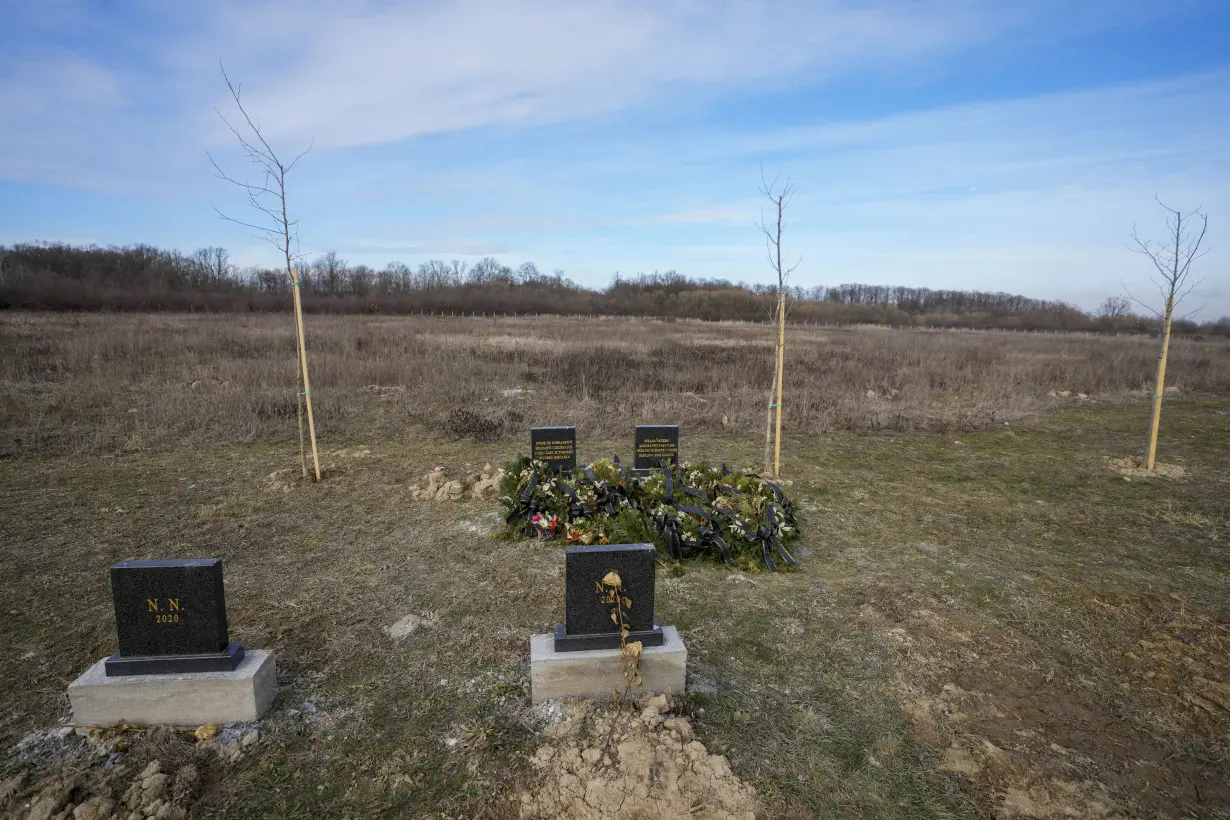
[[531, 513, 560, 539]]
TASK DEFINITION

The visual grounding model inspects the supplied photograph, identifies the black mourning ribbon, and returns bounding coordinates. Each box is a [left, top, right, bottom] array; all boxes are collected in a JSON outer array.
[[711, 505, 797, 572], [679, 485, 709, 503], [759, 505, 799, 571], [557, 481, 591, 521], [654, 508, 684, 561], [675, 505, 734, 565], [762, 480, 799, 531], [584, 467, 621, 516], [506, 471, 548, 531]]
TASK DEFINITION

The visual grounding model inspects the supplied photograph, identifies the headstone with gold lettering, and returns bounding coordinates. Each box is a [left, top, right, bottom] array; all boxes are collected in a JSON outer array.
[[531, 425, 577, 473], [67, 558, 275, 727], [105, 559, 243, 676], [633, 424, 679, 474]]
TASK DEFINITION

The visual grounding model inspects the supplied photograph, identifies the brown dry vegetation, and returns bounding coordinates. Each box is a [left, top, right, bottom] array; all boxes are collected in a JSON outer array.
[[1, 312, 1227, 457], [0, 312, 1228, 818]]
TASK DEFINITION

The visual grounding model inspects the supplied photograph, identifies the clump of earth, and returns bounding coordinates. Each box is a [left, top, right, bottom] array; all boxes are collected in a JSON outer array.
[[264, 464, 343, 491], [518, 694, 758, 819], [2, 757, 200, 820], [1107, 456, 1186, 479], [3, 721, 272, 819], [409, 464, 502, 501]]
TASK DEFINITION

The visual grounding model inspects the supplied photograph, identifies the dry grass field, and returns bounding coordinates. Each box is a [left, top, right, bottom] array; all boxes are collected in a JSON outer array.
[[0, 311, 1228, 818], [2, 312, 1227, 457]]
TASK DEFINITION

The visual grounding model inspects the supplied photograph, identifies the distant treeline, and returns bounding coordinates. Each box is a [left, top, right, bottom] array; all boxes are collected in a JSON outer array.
[[1, 241, 1226, 336]]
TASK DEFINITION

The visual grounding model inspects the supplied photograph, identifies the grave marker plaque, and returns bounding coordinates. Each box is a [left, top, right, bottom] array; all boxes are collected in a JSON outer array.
[[531, 425, 577, 472], [633, 425, 679, 472], [554, 543, 664, 651], [104, 558, 244, 676]]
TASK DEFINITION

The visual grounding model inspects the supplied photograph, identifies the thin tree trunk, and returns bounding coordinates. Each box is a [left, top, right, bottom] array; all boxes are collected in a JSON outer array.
[[763, 376, 775, 474]]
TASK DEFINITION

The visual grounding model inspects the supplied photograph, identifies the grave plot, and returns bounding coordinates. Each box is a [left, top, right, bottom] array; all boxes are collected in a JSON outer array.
[[67, 559, 276, 728], [530, 543, 686, 703], [499, 455, 802, 572]]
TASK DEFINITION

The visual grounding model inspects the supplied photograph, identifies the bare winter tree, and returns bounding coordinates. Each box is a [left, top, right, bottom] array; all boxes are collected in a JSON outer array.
[[757, 168, 800, 478], [1096, 295, 1131, 319], [208, 66, 312, 283], [208, 63, 321, 480], [1125, 197, 1209, 471]]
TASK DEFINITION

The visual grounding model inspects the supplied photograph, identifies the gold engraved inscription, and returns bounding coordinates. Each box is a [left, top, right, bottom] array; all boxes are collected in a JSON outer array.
[[636, 437, 677, 460], [533, 439, 575, 461], [147, 598, 183, 624]]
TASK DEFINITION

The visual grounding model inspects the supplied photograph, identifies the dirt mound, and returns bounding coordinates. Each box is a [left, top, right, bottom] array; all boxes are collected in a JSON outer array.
[[1093, 594, 1230, 740], [409, 464, 502, 501], [1106, 456, 1186, 479], [265, 464, 344, 491], [518, 694, 758, 819], [2, 758, 200, 820]]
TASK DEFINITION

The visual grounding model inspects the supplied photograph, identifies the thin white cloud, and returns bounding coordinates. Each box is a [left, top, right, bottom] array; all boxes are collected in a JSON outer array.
[[0, 0, 1052, 190], [200, 0, 1004, 150]]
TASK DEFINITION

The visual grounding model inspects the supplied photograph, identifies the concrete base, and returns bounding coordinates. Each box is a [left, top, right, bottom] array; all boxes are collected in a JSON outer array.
[[530, 625, 686, 704], [68, 650, 276, 728]]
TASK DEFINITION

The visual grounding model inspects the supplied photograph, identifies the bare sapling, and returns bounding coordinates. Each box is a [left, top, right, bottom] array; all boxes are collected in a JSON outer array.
[[208, 63, 321, 481], [758, 169, 799, 478], [1125, 197, 1209, 471]]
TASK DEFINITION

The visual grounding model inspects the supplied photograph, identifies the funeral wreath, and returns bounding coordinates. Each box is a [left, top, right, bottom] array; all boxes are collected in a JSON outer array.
[[498, 456, 802, 572]]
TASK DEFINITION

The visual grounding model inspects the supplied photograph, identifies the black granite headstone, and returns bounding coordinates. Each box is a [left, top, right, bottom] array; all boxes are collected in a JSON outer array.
[[633, 425, 679, 472], [554, 543, 664, 651], [104, 558, 244, 676], [531, 426, 577, 472]]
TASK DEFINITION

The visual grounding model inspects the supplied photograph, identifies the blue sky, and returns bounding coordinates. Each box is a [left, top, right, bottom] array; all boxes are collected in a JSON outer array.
[[1, 0, 1228, 317]]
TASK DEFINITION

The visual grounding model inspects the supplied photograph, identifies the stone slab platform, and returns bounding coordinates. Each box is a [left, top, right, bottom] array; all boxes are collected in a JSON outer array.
[[69, 650, 276, 728], [530, 625, 686, 704]]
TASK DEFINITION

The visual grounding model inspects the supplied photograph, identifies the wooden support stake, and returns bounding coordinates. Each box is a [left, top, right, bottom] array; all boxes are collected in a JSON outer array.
[[773, 297, 785, 478], [1145, 297, 1174, 471], [290, 267, 321, 481], [292, 300, 307, 478]]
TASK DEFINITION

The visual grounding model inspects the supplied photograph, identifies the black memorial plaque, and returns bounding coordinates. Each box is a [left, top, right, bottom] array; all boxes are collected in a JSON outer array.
[[633, 425, 679, 473], [104, 558, 244, 676], [531, 426, 577, 472], [554, 543, 664, 651]]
